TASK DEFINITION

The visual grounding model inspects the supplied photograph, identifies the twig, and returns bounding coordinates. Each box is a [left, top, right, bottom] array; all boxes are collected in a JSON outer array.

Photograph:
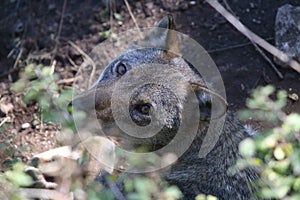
[[222, 0, 235, 15], [57, 77, 75, 84], [66, 56, 78, 68], [253, 43, 284, 79], [19, 188, 71, 200], [207, 37, 274, 53], [109, 0, 113, 32], [68, 41, 96, 88], [206, 0, 300, 74], [12, 47, 23, 69], [221, 0, 283, 79], [250, 74, 263, 92], [124, 0, 142, 38], [0, 117, 8, 128], [7, 40, 22, 74], [53, 0, 68, 61]]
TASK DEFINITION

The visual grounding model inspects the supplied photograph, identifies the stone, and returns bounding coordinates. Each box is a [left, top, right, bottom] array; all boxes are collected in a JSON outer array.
[[275, 4, 300, 66]]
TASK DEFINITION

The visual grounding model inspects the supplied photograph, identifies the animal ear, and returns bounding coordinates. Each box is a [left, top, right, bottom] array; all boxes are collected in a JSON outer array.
[[156, 14, 176, 30], [190, 82, 228, 121], [133, 15, 180, 56]]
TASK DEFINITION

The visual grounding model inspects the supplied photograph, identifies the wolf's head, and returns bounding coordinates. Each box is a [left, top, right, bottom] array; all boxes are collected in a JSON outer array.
[[73, 15, 227, 151]]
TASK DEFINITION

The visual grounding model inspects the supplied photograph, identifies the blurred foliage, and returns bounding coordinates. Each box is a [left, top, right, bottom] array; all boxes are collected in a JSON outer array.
[[89, 174, 182, 200], [6, 63, 300, 199], [235, 85, 300, 199], [100, 29, 118, 40], [195, 194, 218, 200], [98, 8, 121, 40], [0, 63, 182, 199], [0, 163, 32, 200], [124, 176, 182, 200], [4, 162, 33, 187], [12, 63, 74, 129]]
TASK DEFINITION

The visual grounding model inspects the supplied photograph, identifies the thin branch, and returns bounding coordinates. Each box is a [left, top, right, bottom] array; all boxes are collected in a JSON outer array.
[[222, 0, 235, 14], [57, 77, 75, 84], [253, 43, 284, 79], [124, 0, 142, 38], [0, 117, 8, 127], [109, 0, 113, 32], [13, 47, 23, 69], [68, 41, 96, 88], [206, 0, 300, 74], [206, 37, 273, 53], [53, 0, 68, 60], [221, 0, 283, 79], [19, 188, 70, 200]]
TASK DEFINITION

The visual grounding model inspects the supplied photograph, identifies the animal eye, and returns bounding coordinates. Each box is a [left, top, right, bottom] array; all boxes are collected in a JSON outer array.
[[140, 104, 151, 114], [116, 62, 127, 76]]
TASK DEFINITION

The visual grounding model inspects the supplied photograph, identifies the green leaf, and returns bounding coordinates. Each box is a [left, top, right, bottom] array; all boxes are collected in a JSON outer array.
[[24, 63, 37, 79], [274, 147, 285, 160], [260, 186, 278, 198], [293, 177, 300, 191], [38, 94, 51, 109], [23, 88, 38, 104], [239, 138, 256, 158], [276, 90, 287, 108], [101, 30, 112, 39], [260, 132, 279, 150], [285, 194, 300, 200], [114, 13, 123, 21], [273, 159, 290, 175], [41, 67, 53, 77], [283, 113, 300, 133], [0, 142, 9, 151], [57, 89, 73, 108], [163, 186, 182, 199], [274, 178, 293, 198], [196, 194, 218, 200], [5, 163, 33, 187], [12, 80, 27, 93], [125, 179, 134, 192], [134, 178, 152, 195], [291, 150, 300, 175]]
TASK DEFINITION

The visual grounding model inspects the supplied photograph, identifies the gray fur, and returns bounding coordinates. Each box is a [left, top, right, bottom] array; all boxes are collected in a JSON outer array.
[[74, 15, 258, 199]]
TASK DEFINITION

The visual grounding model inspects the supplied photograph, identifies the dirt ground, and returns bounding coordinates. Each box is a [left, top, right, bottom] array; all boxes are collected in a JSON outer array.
[[0, 0, 300, 169]]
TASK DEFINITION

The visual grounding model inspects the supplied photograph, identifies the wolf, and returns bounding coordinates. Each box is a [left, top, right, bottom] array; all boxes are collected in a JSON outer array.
[[73, 15, 258, 200]]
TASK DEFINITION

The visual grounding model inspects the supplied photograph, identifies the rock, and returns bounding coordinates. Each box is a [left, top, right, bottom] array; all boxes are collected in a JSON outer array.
[[288, 93, 299, 101], [0, 102, 13, 115], [21, 123, 31, 129], [275, 4, 300, 66]]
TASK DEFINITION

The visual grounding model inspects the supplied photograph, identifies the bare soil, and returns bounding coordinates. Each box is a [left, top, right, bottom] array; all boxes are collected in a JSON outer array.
[[0, 0, 300, 169]]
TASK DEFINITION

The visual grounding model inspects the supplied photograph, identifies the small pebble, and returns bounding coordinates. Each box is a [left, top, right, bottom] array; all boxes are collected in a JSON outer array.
[[21, 123, 31, 129], [240, 83, 245, 91], [288, 93, 299, 101], [190, 1, 196, 5]]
